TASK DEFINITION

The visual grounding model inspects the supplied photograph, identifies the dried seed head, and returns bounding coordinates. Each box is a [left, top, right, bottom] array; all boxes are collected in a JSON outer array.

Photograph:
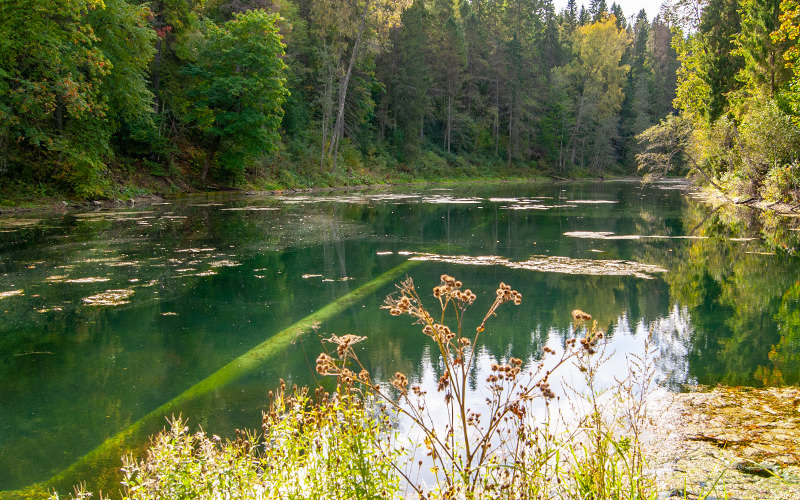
[[572, 309, 592, 321], [315, 353, 335, 375]]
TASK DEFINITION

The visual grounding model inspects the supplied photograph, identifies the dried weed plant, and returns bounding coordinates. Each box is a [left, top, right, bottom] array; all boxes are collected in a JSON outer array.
[[317, 275, 659, 499], [51, 275, 669, 500]]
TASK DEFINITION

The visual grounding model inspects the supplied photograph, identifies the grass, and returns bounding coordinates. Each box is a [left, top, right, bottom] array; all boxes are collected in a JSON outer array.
[[48, 275, 696, 500]]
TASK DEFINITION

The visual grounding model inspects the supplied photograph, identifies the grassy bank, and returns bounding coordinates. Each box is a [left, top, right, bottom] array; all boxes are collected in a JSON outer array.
[[1, 140, 628, 210]]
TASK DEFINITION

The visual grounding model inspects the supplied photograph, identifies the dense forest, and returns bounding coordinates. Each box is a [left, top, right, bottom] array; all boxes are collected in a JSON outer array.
[[0, 0, 685, 199], [4, 0, 800, 202]]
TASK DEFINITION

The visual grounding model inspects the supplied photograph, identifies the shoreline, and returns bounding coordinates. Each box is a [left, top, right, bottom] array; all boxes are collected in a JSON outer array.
[[652, 385, 800, 499], [0, 175, 647, 216]]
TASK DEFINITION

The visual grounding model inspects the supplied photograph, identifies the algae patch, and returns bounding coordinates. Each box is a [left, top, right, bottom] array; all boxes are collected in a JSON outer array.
[[406, 253, 667, 279], [0, 290, 24, 300], [82, 289, 134, 306], [65, 277, 111, 284]]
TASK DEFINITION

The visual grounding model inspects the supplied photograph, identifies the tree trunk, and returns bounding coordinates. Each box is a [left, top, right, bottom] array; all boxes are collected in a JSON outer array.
[[201, 140, 219, 185], [567, 93, 587, 168], [507, 95, 513, 169], [446, 94, 452, 153], [152, 38, 162, 114], [328, 0, 371, 172], [320, 64, 334, 170], [494, 73, 500, 156]]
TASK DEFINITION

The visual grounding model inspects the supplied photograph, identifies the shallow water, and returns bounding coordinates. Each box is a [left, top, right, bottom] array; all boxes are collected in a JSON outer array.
[[1, 180, 798, 495]]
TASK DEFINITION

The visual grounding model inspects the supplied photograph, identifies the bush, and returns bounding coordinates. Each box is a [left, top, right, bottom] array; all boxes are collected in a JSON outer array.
[[762, 161, 800, 203]]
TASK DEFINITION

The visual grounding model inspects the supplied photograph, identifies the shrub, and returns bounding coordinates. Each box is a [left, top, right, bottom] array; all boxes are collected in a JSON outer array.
[[762, 161, 800, 203]]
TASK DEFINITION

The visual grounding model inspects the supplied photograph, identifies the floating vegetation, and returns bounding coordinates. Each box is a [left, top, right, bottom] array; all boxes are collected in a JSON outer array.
[[406, 252, 667, 279], [0, 290, 24, 299], [82, 289, 134, 306], [503, 204, 552, 210], [208, 260, 241, 268], [564, 231, 641, 240], [37, 307, 63, 313], [220, 207, 280, 211], [564, 230, 714, 240], [65, 277, 111, 283], [276, 193, 420, 205], [420, 196, 482, 204], [567, 199, 618, 204], [0, 218, 41, 228]]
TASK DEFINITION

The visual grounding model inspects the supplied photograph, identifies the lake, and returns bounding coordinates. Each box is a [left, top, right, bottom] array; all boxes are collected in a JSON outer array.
[[1, 180, 798, 497]]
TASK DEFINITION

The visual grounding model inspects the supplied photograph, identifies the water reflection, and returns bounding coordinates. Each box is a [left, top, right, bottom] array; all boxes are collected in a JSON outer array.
[[0, 181, 799, 495]]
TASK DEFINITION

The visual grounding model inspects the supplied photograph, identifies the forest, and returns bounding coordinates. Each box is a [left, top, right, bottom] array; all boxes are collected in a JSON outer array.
[[1, 0, 799, 202]]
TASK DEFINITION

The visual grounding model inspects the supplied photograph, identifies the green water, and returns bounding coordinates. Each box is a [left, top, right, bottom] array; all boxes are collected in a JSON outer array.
[[1, 180, 798, 495]]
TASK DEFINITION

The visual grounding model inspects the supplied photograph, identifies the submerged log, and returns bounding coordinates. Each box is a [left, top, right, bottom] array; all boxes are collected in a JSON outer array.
[[4, 259, 420, 497]]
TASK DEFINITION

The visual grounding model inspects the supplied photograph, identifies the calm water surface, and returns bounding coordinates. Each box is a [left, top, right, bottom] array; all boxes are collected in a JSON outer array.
[[1, 180, 798, 495]]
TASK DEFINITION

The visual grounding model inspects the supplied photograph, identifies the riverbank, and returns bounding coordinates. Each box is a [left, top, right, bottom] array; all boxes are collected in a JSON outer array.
[[652, 386, 800, 499], [0, 174, 635, 216]]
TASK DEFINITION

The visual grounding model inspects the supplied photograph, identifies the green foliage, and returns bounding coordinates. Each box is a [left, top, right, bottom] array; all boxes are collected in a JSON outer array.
[[641, 0, 800, 203], [50, 385, 400, 500], [0, 0, 156, 198], [182, 10, 289, 183], [554, 15, 630, 172], [734, 0, 791, 100], [762, 161, 800, 201], [736, 100, 800, 192]]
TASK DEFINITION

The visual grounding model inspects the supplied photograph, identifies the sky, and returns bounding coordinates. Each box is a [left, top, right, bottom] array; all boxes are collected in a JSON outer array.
[[553, 0, 669, 22]]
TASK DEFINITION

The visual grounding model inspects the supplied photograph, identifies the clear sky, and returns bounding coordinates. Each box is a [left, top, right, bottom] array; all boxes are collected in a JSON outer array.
[[553, 0, 670, 22]]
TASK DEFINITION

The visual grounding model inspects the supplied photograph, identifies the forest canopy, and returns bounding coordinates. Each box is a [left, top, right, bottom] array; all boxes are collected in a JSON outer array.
[[10, 0, 786, 200]]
